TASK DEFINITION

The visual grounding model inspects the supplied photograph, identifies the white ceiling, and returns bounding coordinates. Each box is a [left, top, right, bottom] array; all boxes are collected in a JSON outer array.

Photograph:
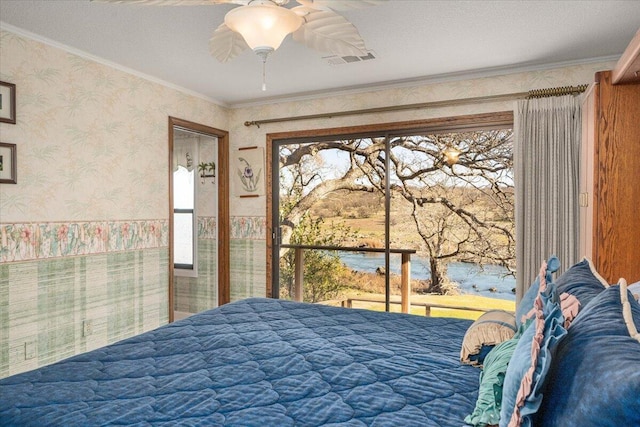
[[1, 0, 639, 107]]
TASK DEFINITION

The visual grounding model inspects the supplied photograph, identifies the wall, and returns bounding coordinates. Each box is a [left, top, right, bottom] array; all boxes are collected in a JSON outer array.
[[0, 29, 229, 378], [227, 60, 616, 299]]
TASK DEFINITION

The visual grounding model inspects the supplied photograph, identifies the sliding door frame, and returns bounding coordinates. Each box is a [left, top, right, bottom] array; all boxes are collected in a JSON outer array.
[[266, 111, 513, 301]]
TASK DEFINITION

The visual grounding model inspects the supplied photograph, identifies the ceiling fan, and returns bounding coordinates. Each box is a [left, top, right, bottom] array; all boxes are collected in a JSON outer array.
[[98, 0, 386, 90]]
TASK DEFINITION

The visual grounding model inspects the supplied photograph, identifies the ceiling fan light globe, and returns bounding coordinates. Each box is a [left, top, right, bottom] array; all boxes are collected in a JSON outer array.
[[224, 2, 302, 51]]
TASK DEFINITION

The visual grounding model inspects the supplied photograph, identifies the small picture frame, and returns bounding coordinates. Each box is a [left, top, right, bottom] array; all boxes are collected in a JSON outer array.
[[0, 81, 16, 124], [0, 142, 17, 184]]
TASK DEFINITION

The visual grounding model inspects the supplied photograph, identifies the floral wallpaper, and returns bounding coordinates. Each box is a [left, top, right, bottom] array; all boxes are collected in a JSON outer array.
[[0, 29, 228, 223], [198, 217, 217, 240]]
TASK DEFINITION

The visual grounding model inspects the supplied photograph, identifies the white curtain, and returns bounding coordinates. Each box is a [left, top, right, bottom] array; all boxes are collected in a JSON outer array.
[[173, 136, 197, 172], [514, 95, 581, 302]]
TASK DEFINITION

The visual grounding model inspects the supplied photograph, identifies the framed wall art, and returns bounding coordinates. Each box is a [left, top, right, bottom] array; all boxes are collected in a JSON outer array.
[[233, 146, 264, 197], [0, 142, 17, 184], [0, 81, 16, 124]]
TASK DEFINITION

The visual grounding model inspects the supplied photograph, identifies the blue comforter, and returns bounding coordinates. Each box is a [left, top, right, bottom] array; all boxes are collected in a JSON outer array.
[[0, 298, 479, 426]]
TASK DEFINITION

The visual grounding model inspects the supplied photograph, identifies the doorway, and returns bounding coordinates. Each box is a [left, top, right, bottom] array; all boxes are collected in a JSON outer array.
[[168, 117, 229, 322]]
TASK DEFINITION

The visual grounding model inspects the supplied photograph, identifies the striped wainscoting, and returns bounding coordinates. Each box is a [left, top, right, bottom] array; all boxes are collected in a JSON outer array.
[[1, 216, 268, 378], [0, 220, 169, 379], [230, 216, 267, 301], [174, 217, 218, 313]]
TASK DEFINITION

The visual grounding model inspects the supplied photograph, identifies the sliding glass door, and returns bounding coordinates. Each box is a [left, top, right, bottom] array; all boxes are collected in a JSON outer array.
[[270, 114, 515, 317]]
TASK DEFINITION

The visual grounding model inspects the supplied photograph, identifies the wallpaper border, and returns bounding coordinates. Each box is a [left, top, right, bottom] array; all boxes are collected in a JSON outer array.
[[0, 220, 169, 263], [198, 216, 217, 240], [230, 216, 266, 240], [1, 216, 265, 262]]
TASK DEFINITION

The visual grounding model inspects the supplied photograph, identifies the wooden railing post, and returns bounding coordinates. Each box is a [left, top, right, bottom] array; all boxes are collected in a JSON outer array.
[[294, 247, 304, 302], [281, 244, 417, 308], [401, 253, 411, 313]]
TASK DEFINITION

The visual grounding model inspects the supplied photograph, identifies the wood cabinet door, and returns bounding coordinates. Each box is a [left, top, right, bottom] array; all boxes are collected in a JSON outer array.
[[593, 71, 640, 283]]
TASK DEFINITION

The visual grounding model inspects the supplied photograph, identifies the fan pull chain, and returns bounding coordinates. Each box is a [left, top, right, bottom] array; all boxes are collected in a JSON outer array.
[[262, 57, 267, 91], [254, 48, 271, 91]]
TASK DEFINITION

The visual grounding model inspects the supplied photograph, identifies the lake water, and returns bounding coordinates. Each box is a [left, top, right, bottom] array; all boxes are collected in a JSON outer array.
[[339, 252, 516, 301]]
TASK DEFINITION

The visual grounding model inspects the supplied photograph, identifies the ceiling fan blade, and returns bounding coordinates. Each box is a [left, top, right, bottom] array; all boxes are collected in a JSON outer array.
[[91, 0, 246, 6], [209, 23, 250, 62], [295, 0, 386, 11], [292, 8, 367, 56]]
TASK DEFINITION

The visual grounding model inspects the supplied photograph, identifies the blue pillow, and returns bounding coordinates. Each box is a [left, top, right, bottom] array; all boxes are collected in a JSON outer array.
[[500, 280, 567, 427], [554, 257, 608, 311], [515, 256, 560, 328], [536, 281, 640, 427]]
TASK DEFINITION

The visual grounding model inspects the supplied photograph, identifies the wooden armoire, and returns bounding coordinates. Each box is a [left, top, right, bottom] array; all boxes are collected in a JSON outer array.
[[579, 29, 640, 284]]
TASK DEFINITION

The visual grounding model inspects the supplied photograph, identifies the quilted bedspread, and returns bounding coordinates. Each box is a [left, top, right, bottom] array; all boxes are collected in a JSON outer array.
[[0, 298, 479, 426]]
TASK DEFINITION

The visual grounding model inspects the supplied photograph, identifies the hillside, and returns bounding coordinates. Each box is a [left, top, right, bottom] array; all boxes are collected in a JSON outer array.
[[309, 187, 514, 256]]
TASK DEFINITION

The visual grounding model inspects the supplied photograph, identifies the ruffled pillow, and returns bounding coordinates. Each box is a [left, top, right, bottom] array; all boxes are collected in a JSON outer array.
[[499, 264, 567, 427], [515, 256, 560, 328], [460, 310, 517, 367], [628, 281, 640, 301]]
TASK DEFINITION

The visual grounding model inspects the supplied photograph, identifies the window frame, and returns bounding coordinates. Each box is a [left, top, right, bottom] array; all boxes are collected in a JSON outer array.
[[173, 142, 199, 278]]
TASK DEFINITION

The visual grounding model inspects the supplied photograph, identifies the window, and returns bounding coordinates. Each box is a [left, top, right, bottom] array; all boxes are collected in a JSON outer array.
[[173, 140, 198, 277]]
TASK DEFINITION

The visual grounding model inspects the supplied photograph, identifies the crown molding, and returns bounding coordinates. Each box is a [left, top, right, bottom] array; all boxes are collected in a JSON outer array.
[[229, 55, 618, 109]]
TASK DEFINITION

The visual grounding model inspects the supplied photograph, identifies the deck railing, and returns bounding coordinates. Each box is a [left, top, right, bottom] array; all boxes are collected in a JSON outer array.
[[321, 296, 504, 317], [280, 244, 417, 313]]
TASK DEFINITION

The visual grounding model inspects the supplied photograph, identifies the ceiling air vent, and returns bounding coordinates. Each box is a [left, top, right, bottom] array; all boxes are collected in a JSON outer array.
[[323, 51, 377, 66]]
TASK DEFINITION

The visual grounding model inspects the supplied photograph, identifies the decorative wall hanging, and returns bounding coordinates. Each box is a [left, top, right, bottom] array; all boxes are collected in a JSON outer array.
[[0, 142, 17, 184], [0, 81, 16, 124], [234, 146, 264, 197], [198, 161, 216, 184]]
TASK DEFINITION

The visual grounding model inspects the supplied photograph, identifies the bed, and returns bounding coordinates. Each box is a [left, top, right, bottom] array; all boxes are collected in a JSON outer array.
[[0, 297, 480, 426], [3, 257, 639, 427]]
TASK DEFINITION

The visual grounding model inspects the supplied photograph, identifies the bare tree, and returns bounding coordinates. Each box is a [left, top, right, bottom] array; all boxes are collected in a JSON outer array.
[[278, 129, 514, 294], [279, 141, 375, 256], [385, 131, 514, 292]]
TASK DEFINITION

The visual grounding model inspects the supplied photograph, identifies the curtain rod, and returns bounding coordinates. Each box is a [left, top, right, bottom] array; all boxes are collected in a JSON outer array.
[[244, 84, 588, 128], [527, 84, 588, 99]]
